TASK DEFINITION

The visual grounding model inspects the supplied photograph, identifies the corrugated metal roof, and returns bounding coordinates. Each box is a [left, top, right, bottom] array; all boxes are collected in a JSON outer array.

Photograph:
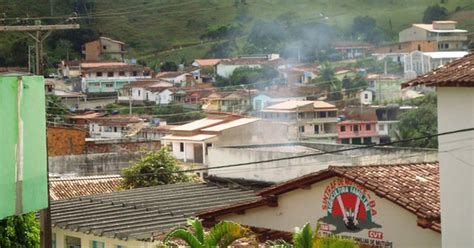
[[51, 182, 259, 241], [202, 118, 259, 132]]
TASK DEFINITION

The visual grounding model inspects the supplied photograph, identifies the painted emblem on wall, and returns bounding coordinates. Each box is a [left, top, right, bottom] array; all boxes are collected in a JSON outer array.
[[320, 178, 381, 234]]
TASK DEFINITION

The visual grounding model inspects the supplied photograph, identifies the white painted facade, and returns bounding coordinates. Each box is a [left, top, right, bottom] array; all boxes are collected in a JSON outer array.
[[89, 123, 124, 139], [437, 87, 474, 248], [157, 89, 173, 105], [403, 51, 468, 78], [360, 90, 374, 105], [216, 177, 441, 248]]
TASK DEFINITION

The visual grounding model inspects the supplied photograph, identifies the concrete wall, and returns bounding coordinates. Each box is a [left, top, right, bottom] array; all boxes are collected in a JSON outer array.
[[54, 228, 156, 248], [208, 143, 437, 183], [437, 87, 474, 247], [217, 177, 441, 248], [213, 120, 290, 147], [49, 152, 139, 176], [399, 26, 428, 42]]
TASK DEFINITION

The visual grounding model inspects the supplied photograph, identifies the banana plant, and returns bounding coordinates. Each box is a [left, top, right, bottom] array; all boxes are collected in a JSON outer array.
[[162, 218, 249, 248], [292, 223, 358, 248]]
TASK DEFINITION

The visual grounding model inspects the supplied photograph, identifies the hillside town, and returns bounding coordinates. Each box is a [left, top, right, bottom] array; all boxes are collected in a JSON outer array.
[[1, 1, 474, 248]]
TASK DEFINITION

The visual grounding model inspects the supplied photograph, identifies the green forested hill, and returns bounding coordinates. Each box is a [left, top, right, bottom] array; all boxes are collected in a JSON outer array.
[[0, 0, 472, 69]]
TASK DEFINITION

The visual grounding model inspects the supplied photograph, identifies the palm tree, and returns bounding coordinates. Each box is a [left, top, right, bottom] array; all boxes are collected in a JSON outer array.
[[162, 218, 249, 248]]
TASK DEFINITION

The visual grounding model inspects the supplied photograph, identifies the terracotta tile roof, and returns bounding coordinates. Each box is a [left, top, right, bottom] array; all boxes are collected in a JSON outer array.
[[193, 59, 222, 67], [51, 182, 259, 241], [89, 114, 147, 126], [49, 175, 122, 200], [197, 162, 441, 233], [402, 53, 474, 88]]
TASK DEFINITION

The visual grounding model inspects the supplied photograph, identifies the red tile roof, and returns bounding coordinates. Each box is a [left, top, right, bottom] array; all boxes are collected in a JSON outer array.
[[197, 162, 441, 233], [49, 175, 122, 200], [402, 53, 474, 88]]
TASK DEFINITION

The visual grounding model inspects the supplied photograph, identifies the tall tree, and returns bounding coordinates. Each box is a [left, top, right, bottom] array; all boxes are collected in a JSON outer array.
[[397, 94, 438, 148], [121, 148, 193, 189], [422, 5, 448, 24], [0, 212, 40, 248]]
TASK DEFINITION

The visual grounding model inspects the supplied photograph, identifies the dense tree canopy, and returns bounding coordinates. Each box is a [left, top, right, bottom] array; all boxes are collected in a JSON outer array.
[[397, 93, 438, 148], [422, 5, 448, 24], [121, 148, 194, 189], [0, 213, 40, 248]]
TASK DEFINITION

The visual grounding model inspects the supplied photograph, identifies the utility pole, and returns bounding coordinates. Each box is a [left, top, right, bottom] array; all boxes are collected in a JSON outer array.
[[0, 19, 79, 248], [0, 20, 79, 75]]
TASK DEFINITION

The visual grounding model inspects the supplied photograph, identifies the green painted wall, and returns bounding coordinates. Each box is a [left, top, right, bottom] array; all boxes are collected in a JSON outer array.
[[0, 76, 48, 219]]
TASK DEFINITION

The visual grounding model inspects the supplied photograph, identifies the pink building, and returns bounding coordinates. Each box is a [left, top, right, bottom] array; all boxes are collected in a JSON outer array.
[[336, 120, 379, 145]]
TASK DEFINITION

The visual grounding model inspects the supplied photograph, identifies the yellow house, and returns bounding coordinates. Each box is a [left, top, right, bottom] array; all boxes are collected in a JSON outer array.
[[198, 162, 441, 248]]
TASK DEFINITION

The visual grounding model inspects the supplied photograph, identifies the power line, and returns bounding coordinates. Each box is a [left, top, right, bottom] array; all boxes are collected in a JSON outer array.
[[94, 127, 474, 178]]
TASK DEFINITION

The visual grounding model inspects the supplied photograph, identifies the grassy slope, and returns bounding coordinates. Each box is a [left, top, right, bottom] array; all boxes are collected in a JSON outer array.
[[2, 0, 472, 64]]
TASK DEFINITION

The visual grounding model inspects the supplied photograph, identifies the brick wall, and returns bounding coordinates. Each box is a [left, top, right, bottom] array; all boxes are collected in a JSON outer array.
[[85, 140, 161, 154], [47, 126, 87, 156]]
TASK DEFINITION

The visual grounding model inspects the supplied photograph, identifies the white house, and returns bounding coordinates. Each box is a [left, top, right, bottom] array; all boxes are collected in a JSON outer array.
[[161, 116, 289, 164], [403, 51, 468, 79], [118, 80, 174, 104], [402, 53, 474, 247], [359, 89, 374, 105], [88, 115, 147, 139], [258, 100, 338, 142]]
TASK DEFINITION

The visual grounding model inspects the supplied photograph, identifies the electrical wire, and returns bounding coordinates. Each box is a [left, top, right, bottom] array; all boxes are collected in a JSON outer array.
[[70, 128, 474, 178]]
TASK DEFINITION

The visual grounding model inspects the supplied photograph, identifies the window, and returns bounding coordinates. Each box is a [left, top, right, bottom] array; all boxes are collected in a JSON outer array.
[[119, 71, 125, 76], [107, 71, 114, 77], [314, 125, 320, 134], [340, 126, 346, 132], [96, 72, 103, 77], [364, 93, 369, 99], [354, 125, 359, 132], [65, 236, 81, 248], [319, 111, 327, 118], [90, 240, 105, 248], [444, 43, 449, 49], [366, 124, 371, 131], [103, 45, 107, 50], [52, 233, 56, 248], [180, 142, 184, 152], [379, 124, 385, 131], [297, 112, 304, 119], [138, 90, 141, 96], [299, 126, 305, 133], [114, 127, 118, 132], [105, 83, 114, 88], [132, 71, 138, 76], [417, 44, 421, 51], [398, 44, 401, 50]]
